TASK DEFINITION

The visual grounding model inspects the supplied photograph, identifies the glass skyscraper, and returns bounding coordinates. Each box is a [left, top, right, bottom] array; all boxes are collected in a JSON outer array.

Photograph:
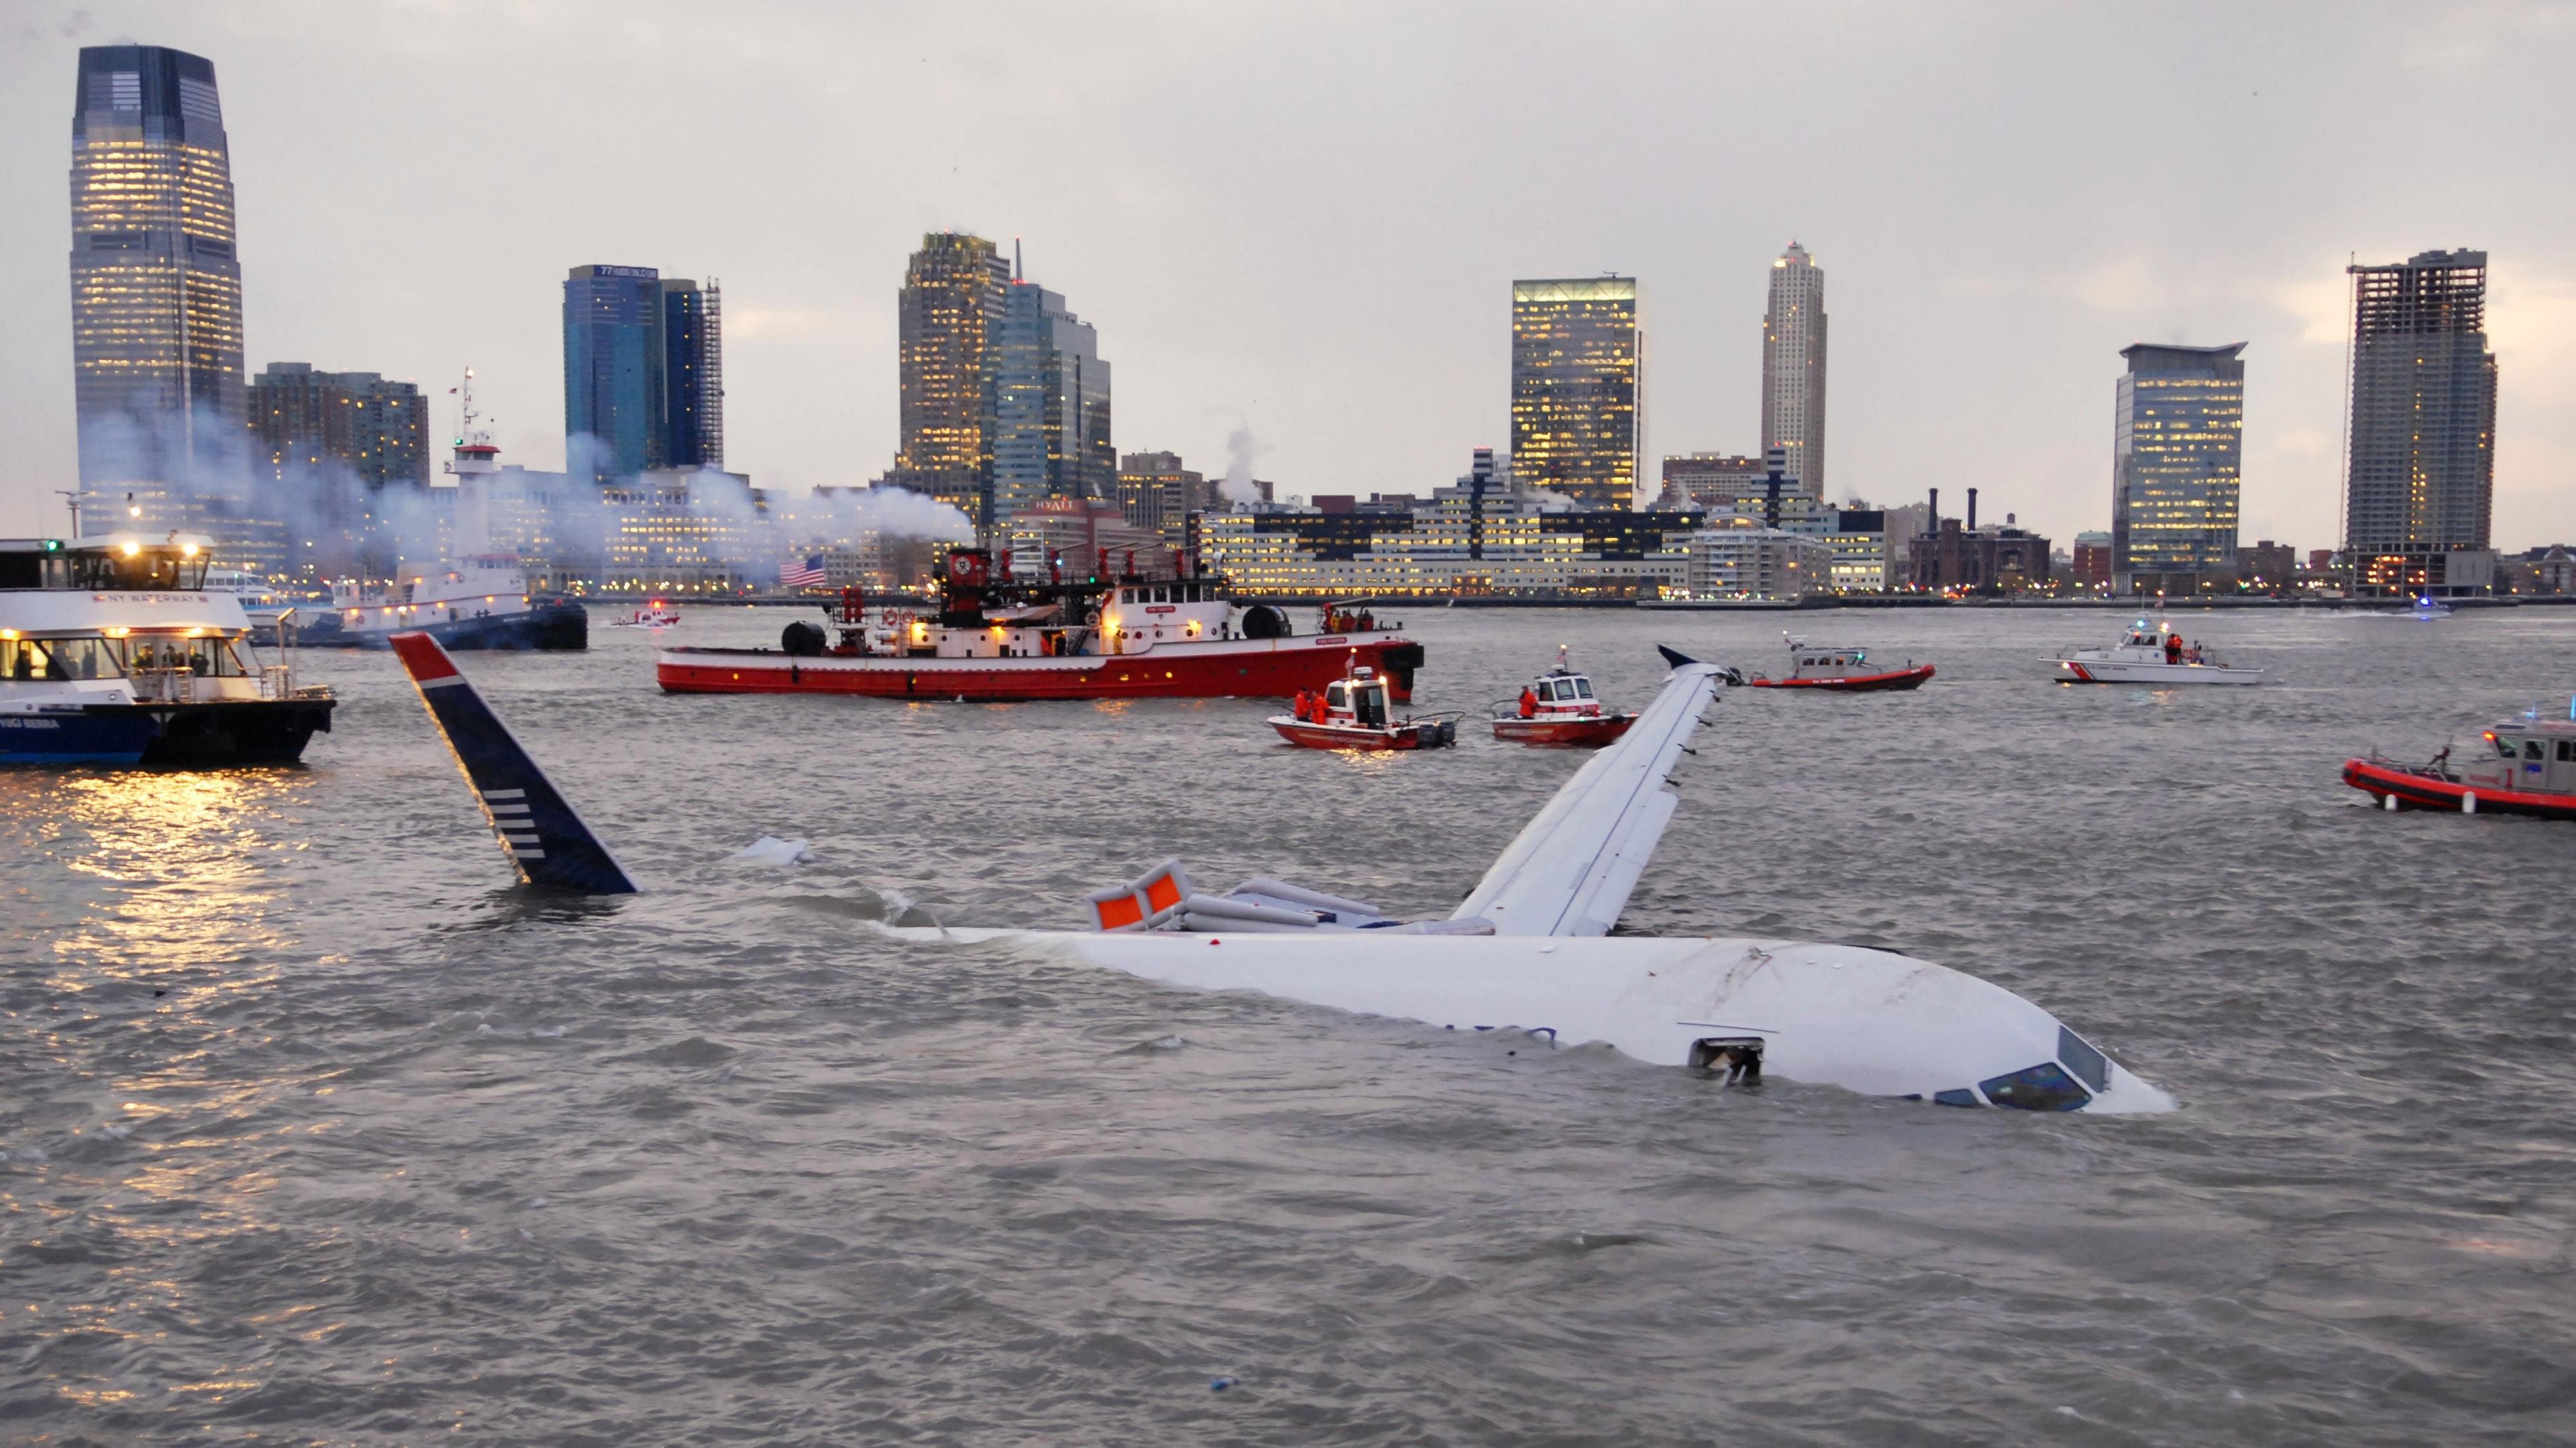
[[2112, 342, 2245, 593], [1510, 277, 1640, 509], [2343, 250, 2497, 597], [1761, 243, 1828, 497], [895, 233, 1011, 527], [68, 44, 250, 549], [990, 279, 1112, 522], [564, 265, 722, 481]]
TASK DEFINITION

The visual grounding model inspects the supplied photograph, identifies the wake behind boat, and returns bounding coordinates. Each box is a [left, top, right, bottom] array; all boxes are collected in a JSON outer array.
[[2050, 618, 2262, 685]]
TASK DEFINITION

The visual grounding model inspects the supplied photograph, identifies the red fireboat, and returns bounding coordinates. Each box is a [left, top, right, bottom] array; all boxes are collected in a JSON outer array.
[[656, 547, 1424, 702], [1270, 665, 1460, 750], [1490, 649, 1638, 747]]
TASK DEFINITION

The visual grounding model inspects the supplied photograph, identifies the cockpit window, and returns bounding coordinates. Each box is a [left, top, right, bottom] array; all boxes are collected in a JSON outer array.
[[1574, 678, 1594, 698], [2494, 735, 2519, 759], [1932, 1089, 1980, 1108], [2056, 1027, 2109, 1092], [1978, 1063, 2093, 1112]]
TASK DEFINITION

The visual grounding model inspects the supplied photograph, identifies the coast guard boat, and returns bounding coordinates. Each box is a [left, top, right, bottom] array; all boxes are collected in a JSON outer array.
[[1, 533, 335, 766], [397, 635, 2169, 1114], [658, 547, 1424, 702], [1747, 635, 1933, 691], [2343, 700, 2576, 820], [2050, 618, 2262, 685], [1491, 648, 1639, 746]]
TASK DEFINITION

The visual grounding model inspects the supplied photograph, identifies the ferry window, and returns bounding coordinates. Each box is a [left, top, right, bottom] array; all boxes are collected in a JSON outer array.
[[47, 638, 120, 681], [1976, 1062, 2093, 1112], [1574, 678, 1594, 698], [3, 639, 49, 679]]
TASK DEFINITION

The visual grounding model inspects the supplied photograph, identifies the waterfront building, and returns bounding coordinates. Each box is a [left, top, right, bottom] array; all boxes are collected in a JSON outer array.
[[991, 278, 1113, 520], [68, 44, 266, 563], [2071, 531, 2113, 592], [1660, 453, 1765, 509], [1761, 243, 1827, 496], [1000, 497, 1168, 582], [1678, 522, 1831, 602], [895, 233, 1012, 529], [1115, 451, 1211, 548], [249, 364, 432, 579], [2238, 539, 2298, 592], [1510, 277, 1641, 509], [2343, 249, 2499, 597], [661, 279, 723, 469], [1908, 500, 2052, 592], [2113, 342, 2243, 594], [598, 466, 769, 592], [564, 265, 668, 480]]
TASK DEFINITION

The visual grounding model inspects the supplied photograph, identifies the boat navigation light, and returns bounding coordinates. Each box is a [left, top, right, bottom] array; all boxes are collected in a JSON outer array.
[[105, 626, 128, 637], [120, 541, 140, 557]]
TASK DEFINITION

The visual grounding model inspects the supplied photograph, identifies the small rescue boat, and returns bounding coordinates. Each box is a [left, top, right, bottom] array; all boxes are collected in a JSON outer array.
[[1492, 649, 1638, 747], [1746, 635, 1933, 691], [2343, 702, 2576, 820], [1271, 666, 1460, 750], [609, 601, 681, 629], [2050, 618, 2261, 685]]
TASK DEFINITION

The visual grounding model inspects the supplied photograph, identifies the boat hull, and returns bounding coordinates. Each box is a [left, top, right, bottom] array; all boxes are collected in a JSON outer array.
[[2342, 757, 2576, 820], [302, 599, 588, 651], [1268, 715, 1453, 750], [1749, 664, 1935, 692], [1, 698, 333, 767], [658, 636, 1424, 702], [1492, 713, 1637, 747], [2054, 658, 2262, 685]]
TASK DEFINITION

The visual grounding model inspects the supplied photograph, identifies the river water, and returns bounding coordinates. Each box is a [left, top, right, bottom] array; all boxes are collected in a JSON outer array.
[[5, 603, 2573, 1446]]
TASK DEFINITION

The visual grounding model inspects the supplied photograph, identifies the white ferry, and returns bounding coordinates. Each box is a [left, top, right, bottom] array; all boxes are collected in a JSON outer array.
[[1, 533, 335, 766], [300, 553, 587, 650], [2049, 618, 2263, 685]]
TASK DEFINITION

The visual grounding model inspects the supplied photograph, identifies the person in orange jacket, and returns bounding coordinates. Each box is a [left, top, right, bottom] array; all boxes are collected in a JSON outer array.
[[1518, 685, 1538, 719]]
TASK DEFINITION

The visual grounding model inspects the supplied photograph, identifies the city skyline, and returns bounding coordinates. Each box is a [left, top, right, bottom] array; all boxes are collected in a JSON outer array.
[[5, 5, 2573, 552]]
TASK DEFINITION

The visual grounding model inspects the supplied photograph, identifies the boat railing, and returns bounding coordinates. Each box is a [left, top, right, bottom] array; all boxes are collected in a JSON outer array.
[[129, 665, 196, 703]]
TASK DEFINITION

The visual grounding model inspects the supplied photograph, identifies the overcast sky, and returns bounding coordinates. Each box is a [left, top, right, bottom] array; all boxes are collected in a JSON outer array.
[[4, 0, 2571, 550]]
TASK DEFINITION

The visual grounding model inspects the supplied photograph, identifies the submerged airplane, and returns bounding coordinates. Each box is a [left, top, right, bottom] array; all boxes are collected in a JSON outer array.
[[394, 633, 2171, 1113]]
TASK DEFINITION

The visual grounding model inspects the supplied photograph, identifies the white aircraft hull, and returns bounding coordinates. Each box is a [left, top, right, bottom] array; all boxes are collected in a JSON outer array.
[[904, 926, 2176, 1114]]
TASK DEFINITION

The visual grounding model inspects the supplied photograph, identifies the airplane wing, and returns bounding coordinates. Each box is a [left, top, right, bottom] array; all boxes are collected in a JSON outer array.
[[1451, 648, 1721, 937], [390, 632, 641, 895]]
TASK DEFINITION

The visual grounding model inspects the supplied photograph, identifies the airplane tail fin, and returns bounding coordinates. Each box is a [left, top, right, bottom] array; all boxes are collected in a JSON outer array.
[[391, 632, 640, 895]]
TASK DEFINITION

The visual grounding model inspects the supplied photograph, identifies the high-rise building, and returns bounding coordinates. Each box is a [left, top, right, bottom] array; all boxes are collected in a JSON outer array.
[[1115, 451, 1208, 547], [1761, 243, 1827, 496], [2112, 342, 2245, 593], [250, 362, 431, 577], [68, 44, 249, 549], [895, 233, 1011, 527], [564, 264, 667, 481], [2343, 249, 2499, 597], [991, 276, 1112, 520], [661, 279, 723, 469], [1510, 277, 1641, 509]]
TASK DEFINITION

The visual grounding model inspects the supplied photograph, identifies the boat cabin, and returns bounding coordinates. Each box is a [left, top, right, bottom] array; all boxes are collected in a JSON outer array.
[[0, 534, 289, 704], [2466, 716, 2576, 797], [1522, 672, 1601, 715], [1783, 643, 1874, 681], [1325, 668, 1394, 728]]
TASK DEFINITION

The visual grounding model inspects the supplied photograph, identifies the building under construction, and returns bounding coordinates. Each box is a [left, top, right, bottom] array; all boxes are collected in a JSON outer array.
[[2342, 249, 2499, 596]]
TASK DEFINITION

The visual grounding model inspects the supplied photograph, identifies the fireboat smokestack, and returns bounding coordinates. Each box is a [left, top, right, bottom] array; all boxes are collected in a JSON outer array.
[[1966, 487, 1979, 533]]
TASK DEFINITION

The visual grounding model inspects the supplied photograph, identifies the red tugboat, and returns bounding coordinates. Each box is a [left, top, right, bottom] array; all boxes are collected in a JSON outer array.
[[1270, 665, 1460, 750], [1746, 635, 1934, 692], [656, 547, 1424, 702], [1491, 648, 1638, 748], [2343, 702, 2576, 820]]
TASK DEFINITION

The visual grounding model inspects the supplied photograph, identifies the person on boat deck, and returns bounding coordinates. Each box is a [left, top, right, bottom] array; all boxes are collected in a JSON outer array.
[[1290, 689, 1311, 722], [2164, 633, 2183, 664], [1518, 685, 1538, 719]]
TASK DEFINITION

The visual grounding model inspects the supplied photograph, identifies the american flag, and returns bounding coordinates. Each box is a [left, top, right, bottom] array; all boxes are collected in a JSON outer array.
[[779, 555, 826, 589]]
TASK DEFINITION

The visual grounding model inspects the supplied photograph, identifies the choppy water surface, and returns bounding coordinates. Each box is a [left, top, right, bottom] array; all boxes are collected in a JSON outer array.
[[5, 604, 2575, 1445]]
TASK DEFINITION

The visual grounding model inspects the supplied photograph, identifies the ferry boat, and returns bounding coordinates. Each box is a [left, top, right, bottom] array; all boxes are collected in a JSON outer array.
[[609, 602, 681, 630], [1747, 636, 1934, 691], [2343, 702, 2576, 820], [1, 533, 335, 766], [1491, 649, 1637, 746], [1270, 665, 1460, 750], [298, 553, 587, 650], [657, 547, 1425, 702], [2049, 618, 2261, 685]]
